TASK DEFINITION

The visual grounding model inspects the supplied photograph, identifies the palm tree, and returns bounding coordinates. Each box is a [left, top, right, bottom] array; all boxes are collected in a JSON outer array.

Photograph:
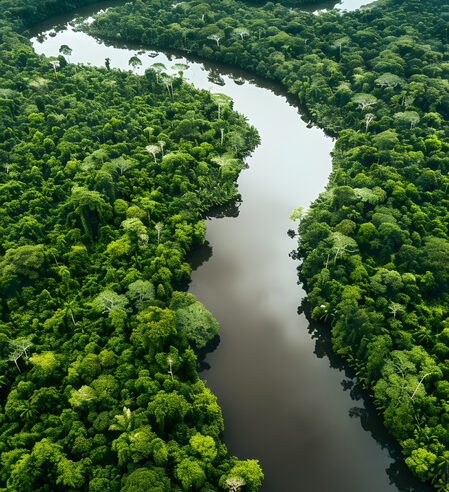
[[434, 454, 449, 490], [109, 407, 134, 433], [20, 400, 38, 422], [414, 327, 433, 348]]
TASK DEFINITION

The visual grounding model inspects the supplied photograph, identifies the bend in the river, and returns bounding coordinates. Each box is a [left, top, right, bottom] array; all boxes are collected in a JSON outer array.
[[30, 4, 432, 490]]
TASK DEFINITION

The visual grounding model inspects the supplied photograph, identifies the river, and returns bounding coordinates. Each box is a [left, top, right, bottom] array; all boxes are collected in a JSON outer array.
[[30, 3, 432, 491]]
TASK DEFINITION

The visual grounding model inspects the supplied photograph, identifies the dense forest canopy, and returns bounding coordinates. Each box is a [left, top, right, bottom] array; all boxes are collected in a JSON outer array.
[[2, 0, 449, 489], [0, 0, 264, 490], [84, 0, 449, 489]]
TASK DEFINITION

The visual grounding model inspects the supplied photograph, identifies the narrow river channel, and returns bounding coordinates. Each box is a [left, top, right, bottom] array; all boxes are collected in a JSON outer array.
[[30, 3, 432, 490]]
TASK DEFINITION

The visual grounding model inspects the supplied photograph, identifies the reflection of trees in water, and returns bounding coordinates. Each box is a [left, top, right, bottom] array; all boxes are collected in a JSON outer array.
[[206, 194, 242, 219], [307, 321, 433, 492], [184, 194, 242, 368], [197, 335, 221, 372], [207, 69, 225, 86], [184, 195, 242, 276], [186, 240, 213, 274]]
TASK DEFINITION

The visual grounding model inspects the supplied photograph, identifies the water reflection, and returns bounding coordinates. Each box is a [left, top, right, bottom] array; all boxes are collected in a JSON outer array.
[[196, 335, 221, 372], [308, 321, 433, 492], [187, 241, 213, 272], [205, 195, 242, 220]]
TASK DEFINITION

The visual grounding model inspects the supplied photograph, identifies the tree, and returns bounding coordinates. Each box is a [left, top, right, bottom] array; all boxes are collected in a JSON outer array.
[[211, 153, 239, 167], [59, 44, 72, 63], [175, 301, 219, 349], [329, 232, 357, 265], [172, 63, 189, 77], [30, 351, 58, 377], [175, 458, 206, 490], [405, 448, 437, 482], [352, 93, 377, 109], [190, 433, 217, 462], [143, 126, 153, 142], [168, 357, 174, 381], [69, 385, 97, 407], [128, 55, 142, 72], [375, 73, 404, 88], [155, 223, 163, 244], [127, 280, 155, 306], [0, 244, 45, 279], [212, 93, 232, 120], [389, 302, 404, 318], [160, 73, 174, 98], [222, 461, 263, 492], [111, 156, 135, 175], [365, 113, 374, 132], [93, 290, 129, 314], [290, 206, 304, 222], [332, 36, 350, 58], [121, 217, 147, 240], [410, 372, 432, 400], [146, 145, 160, 162], [233, 28, 249, 40], [228, 132, 245, 154], [122, 468, 170, 491], [56, 458, 85, 489], [49, 59, 60, 73], [394, 111, 420, 129], [109, 407, 134, 433], [372, 130, 399, 150], [64, 186, 111, 237], [148, 391, 190, 433], [226, 477, 246, 492], [208, 34, 222, 47], [8, 345, 24, 372], [150, 62, 167, 82]]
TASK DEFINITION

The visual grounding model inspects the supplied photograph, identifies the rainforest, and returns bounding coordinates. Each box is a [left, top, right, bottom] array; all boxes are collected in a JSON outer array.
[[1, 0, 449, 490]]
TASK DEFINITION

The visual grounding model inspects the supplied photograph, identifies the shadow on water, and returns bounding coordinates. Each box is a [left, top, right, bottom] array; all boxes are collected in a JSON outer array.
[[308, 320, 434, 492], [186, 194, 242, 273], [196, 335, 221, 372], [204, 195, 243, 220], [187, 241, 213, 273]]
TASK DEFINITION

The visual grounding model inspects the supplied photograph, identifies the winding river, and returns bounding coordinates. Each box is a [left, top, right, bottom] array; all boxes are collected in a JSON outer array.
[[30, 3, 432, 490]]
